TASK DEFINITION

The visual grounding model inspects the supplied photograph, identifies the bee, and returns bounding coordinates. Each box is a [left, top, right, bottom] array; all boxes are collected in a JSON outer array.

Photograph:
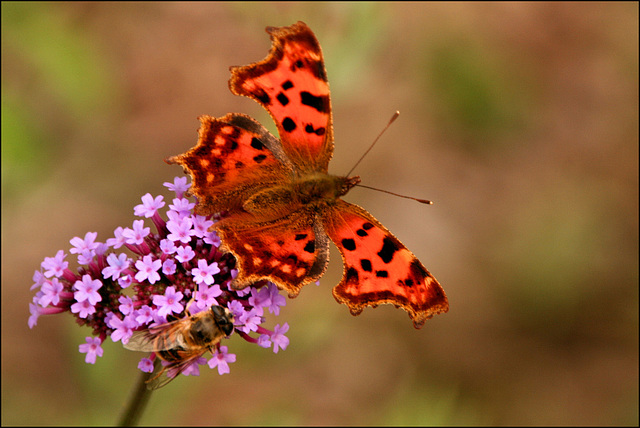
[[124, 303, 235, 389]]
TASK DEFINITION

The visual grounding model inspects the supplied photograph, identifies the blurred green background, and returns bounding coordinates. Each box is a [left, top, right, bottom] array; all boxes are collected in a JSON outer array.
[[2, 2, 637, 425]]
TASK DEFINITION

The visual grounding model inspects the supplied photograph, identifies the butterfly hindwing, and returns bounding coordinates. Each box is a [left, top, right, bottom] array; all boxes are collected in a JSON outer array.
[[216, 210, 330, 297], [229, 21, 334, 173], [322, 200, 449, 328]]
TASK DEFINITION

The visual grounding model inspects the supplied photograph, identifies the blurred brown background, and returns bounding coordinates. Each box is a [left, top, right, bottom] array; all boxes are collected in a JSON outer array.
[[2, 2, 638, 426]]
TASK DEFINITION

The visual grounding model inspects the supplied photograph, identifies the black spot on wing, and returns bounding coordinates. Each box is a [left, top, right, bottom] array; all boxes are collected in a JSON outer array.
[[306, 59, 327, 82], [345, 266, 359, 284], [303, 240, 315, 253], [250, 138, 264, 150], [375, 270, 389, 278], [342, 238, 356, 251], [378, 236, 400, 264], [282, 117, 296, 132], [410, 258, 428, 278], [254, 89, 271, 106], [304, 124, 326, 136], [277, 92, 289, 106], [300, 91, 328, 113]]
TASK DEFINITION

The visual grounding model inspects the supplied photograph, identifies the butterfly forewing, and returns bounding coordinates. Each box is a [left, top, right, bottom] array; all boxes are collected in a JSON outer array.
[[229, 21, 334, 173], [166, 113, 290, 216]]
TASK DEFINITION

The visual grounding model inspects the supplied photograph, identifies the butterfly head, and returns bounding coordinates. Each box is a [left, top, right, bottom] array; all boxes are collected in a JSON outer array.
[[339, 176, 361, 197]]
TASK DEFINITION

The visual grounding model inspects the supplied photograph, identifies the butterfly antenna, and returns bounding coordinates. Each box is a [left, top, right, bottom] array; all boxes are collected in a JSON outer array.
[[345, 111, 400, 178], [355, 184, 433, 205], [347, 111, 433, 205]]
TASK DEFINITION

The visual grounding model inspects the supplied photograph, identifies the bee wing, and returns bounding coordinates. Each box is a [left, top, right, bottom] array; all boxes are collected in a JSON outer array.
[[124, 320, 188, 352], [146, 351, 208, 390]]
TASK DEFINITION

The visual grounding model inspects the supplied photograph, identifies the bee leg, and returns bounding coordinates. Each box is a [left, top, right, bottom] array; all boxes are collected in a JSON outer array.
[[184, 298, 198, 316]]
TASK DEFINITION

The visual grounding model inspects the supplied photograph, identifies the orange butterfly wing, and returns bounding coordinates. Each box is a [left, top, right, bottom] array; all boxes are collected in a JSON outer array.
[[215, 209, 330, 297], [322, 201, 448, 329], [230, 21, 333, 173], [167, 112, 291, 216]]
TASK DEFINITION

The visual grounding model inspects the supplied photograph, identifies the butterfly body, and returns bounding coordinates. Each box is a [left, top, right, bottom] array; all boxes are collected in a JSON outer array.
[[168, 22, 448, 328], [243, 172, 358, 216]]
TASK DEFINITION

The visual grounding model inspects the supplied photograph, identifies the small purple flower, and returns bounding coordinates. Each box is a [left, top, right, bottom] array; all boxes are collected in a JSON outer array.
[[41, 250, 68, 278], [191, 215, 214, 238], [109, 314, 137, 344], [271, 323, 290, 353], [77, 249, 96, 266], [28, 301, 41, 329], [102, 253, 130, 280], [249, 286, 271, 314], [153, 286, 184, 318], [69, 232, 100, 255], [106, 227, 127, 249], [175, 245, 195, 263], [164, 176, 190, 198], [267, 282, 287, 315], [173, 357, 206, 378], [162, 258, 177, 275], [73, 275, 103, 305], [122, 220, 150, 245], [159, 239, 177, 255], [39, 278, 65, 307], [134, 193, 165, 218], [208, 346, 236, 375], [257, 334, 271, 348], [118, 274, 133, 289], [71, 300, 97, 318], [119, 295, 135, 316], [79, 337, 104, 364], [135, 305, 154, 325], [237, 308, 263, 334], [134, 254, 162, 284], [203, 230, 221, 247], [194, 283, 222, 309], [191, 259, 220, 285], [226, 299, 245, 318], [31, 270, 46, 291], [166, 216, 194, 243], [169, 198, 196, 217], [138, 358, 154, 373]]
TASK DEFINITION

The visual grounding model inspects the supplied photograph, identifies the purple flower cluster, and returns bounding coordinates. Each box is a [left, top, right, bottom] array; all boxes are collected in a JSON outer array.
[[29, 177, 289, 375]]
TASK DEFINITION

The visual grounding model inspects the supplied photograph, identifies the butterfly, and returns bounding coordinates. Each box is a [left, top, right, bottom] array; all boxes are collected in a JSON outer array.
[[167, 21, 448, 328]]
